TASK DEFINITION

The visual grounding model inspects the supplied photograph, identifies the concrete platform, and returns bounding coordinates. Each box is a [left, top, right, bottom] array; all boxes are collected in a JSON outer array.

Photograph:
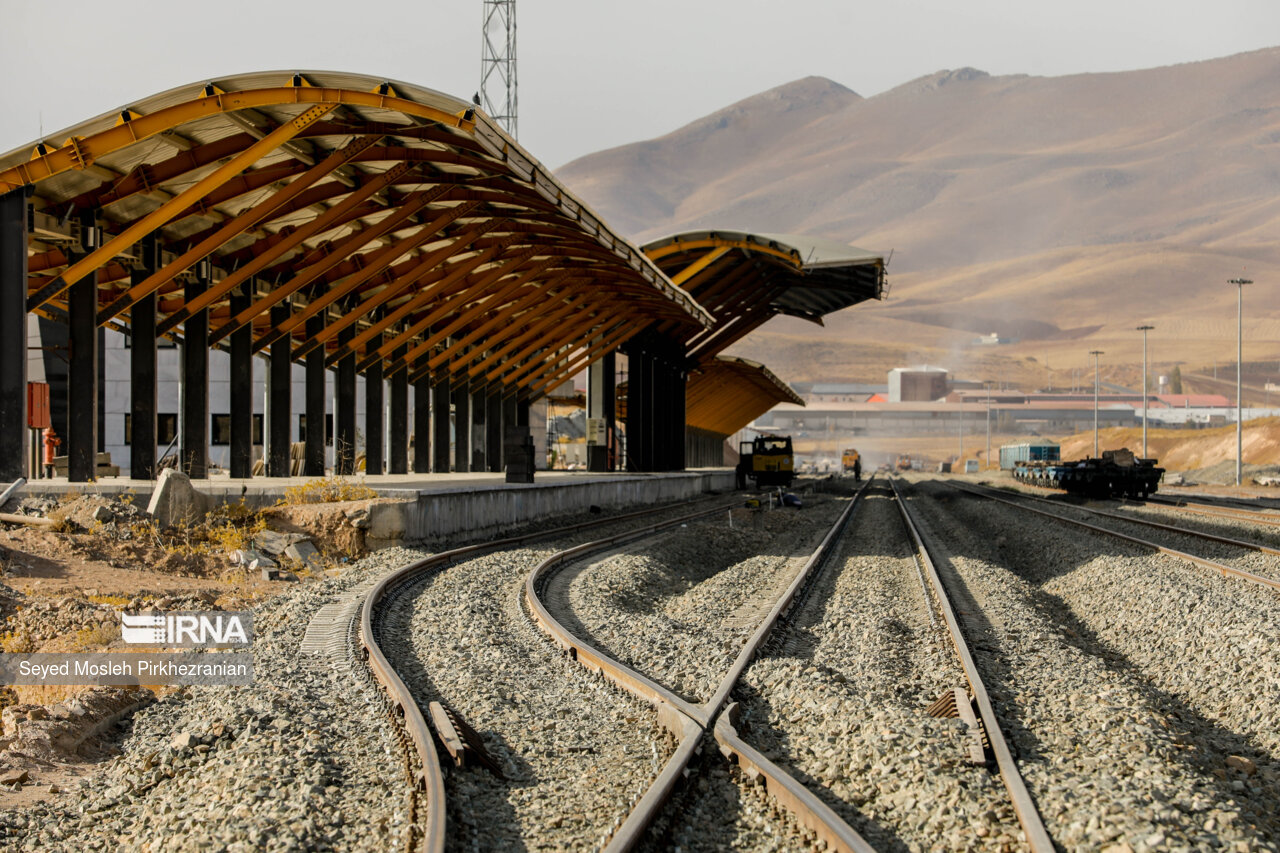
[[15, 469, 738, 547]]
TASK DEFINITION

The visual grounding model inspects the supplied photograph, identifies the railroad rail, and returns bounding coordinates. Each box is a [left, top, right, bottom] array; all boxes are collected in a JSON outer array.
[[353, 494, 739, 852], [952, 481, 1280, 592], [888, 477, 1056, 852], [1139, 495, 1280, 528], [524, 479, 871, 851]]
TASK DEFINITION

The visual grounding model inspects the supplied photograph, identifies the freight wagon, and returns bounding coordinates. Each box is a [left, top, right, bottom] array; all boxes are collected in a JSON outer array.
[[999, 441, 1060, 470], [1011, 448, 1164, 499]]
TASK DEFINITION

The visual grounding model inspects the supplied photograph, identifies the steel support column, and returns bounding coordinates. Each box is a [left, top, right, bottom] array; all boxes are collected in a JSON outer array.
[[0, 188, 27, 481], [365, 331, 384, 476], [267, 303, 291, 477], [652, 356, 671, 471], [128, 236, 159, 479], [587, 351, 615, 472], [470, 385, 486, 472], [228, 284, 253, 478], [672, 365, 687, 471], [389, 345, 408, 475], [180, 268, 209, 479], [432, 374, 450, 472], [453, 378, 470, 474], [304, 312, 326, 476], [501, 393, 519, 469], [413, 357, 431, 474], [336, 325, 356, 475], [626, 347, 652, 472], [486, 388, 503, 473], [67, 213, 100, 482]]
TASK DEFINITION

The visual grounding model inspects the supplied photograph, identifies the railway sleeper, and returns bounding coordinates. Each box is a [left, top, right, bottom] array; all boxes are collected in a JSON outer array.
[[925, 687, 990, 766]]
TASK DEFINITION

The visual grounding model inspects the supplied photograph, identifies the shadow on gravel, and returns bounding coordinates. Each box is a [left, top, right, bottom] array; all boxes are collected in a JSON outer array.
[[907, 478, 1280, 841], [730, 681, 916, 853]]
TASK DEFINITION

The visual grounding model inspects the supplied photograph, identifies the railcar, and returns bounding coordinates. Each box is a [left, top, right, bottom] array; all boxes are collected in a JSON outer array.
[[736, 435, 795, 488], [1011, 447, 1164, 499]]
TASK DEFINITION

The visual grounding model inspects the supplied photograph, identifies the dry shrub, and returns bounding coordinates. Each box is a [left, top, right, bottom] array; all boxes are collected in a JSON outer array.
[[280, 477, 378, 505], [164, 500, 267, 558], [87, 594, 130, 607], [0, 630, 34, 653], [70, 623, 118, 651]]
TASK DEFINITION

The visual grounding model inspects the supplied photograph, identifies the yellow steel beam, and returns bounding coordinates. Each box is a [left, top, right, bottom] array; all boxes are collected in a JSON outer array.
[[526, 319, 638, 396], [401, 271, 578, 383], [458, 288, 597, 382], [502, 303, 627, 389], [643, 236, 801, 270], [251, 203, 490, 355], [328, 228, 514, 371], [352, 251, 548, 373], [193, 169, 433, 343], [669, 246, 730, 288], [336, 235, 524, 369], [27, 103, 338, 312], [98, 134, 379, 325], [2, 85, 473, 193]]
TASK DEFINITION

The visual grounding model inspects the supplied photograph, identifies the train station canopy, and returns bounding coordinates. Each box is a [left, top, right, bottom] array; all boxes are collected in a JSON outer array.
[[2, 70, 710, 398], [641, 230, 886, 365], [685, 356, 805, 437]]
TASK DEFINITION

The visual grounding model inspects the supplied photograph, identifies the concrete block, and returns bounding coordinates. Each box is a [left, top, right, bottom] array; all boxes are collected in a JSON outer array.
[[146, 469, 212, 528], [367, 502, 407, 542], [283, 540, 321, 570]]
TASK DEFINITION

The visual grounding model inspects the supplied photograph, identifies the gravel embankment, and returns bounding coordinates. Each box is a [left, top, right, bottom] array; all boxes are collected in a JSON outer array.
[[546, 496, 847, 705], [735, 485, 1026, 851], [382, 531, 700, 850], [0, 546, 432, 852], [907, 476, 1280, 852]]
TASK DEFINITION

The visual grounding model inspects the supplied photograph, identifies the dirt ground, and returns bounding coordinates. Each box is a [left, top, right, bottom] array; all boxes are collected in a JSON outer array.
[[0, 485, 388, 807]]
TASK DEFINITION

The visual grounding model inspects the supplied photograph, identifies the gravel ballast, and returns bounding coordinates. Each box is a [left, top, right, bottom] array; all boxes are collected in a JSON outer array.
[[907, 476, 1280, 852], [0, 546, 432, 852], [735, 485, 1026, 851], [546, 496, 847, 705]]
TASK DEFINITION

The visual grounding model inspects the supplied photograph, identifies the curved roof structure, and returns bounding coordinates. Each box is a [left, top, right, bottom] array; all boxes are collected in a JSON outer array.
[[685, 356, 805, 437], [641, 229, 885, 365], [3, 70, 709, 397]]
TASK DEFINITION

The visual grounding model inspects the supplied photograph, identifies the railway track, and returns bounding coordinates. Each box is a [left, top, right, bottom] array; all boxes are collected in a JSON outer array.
[[525, 480, 868, 850], [952, 481, 1280, 591], [353, 495, 743, 851], [1139, 495, 1280, 528], [902, 476, 1280, 849], [522, 476, 1061, 851], [725, 480, 1048, 851]]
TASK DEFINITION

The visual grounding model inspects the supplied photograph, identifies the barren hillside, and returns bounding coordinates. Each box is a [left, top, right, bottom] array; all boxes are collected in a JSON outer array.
[[560, 50, 1280, 385]]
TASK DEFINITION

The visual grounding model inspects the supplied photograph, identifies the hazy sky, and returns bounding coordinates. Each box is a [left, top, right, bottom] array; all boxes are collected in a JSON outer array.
[[2, 0, 1277, 169]]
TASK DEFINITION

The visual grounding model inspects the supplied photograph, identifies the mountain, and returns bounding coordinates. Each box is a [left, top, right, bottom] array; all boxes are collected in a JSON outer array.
[[559, 50, 1280, 384]]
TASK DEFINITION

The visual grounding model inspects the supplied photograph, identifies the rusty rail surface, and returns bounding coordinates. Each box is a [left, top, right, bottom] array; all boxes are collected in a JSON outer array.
[[357, 494, 736, 852], [713, 703, 877, 853], [525, 478, 871, 851], [890, 477, 1057, 853], [953, 482, 1280, 592]]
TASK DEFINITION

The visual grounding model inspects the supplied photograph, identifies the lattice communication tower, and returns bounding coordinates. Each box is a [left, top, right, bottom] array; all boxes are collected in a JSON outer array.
[[480, 0, 517, 138]]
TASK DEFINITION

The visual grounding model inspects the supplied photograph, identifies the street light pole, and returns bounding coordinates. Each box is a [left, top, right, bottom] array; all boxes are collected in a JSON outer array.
[[1090, 350, 1105, 458], [985, 380, 992, 470], [1136, 325, 1154, 458], [1230, 278, 1252, 486]]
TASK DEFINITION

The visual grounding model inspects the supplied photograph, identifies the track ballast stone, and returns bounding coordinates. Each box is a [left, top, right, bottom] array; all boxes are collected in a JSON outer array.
[[908, 477, 1280, 852], [551, 498, 846, 705], [737, 487, 1026, 851], [0, 546, 431, 852]]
